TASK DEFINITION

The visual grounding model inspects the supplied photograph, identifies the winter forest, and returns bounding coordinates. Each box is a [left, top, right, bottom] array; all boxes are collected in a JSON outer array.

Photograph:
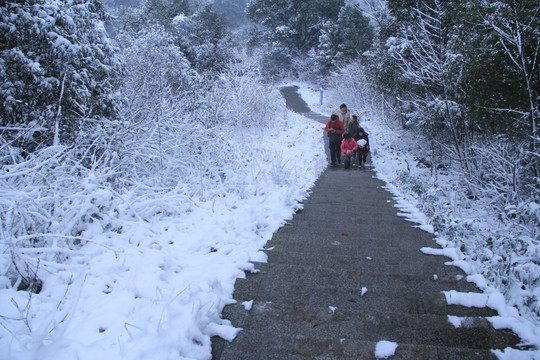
[[0, 0, 539, 359]]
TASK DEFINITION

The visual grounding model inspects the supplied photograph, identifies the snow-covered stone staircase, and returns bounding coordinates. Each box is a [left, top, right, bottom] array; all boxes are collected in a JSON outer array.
[[211, 167, 521, 359]]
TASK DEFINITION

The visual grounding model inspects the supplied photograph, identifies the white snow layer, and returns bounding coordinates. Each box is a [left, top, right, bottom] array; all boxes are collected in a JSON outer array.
[[0, 110, 326, 360], [2, 81, 540, 359]]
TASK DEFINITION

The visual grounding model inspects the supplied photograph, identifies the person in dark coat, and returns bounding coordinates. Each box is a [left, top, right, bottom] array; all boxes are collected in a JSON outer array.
[[347, 115, 360, 140], [347, 115, 360, 166], [356, 127, 370, 168], [325, 114, 345, 165]]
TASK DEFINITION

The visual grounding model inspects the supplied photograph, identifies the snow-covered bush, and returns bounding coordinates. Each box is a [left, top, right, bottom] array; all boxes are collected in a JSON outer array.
[[0, 62, 325, 360], [0, 145, 118, 291]]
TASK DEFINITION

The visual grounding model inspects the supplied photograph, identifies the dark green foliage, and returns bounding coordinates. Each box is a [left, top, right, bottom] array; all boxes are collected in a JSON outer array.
[[335, 6, 373, 60], [118, 1, 232, 74], [145, 0, 190, 29], [317, 4, 374, 72], [245, 0, 376, 79], [0, 0, 122, 147], [460, 32, 527, 134], [246, 0, 344, 55], [117, 0, 191, 35], [372, 0, 539, 138], [173, 5, 231, 73], [463, 0, 539, 138]]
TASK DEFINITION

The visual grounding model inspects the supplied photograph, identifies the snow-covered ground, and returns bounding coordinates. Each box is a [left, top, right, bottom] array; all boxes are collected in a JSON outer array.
[[1, 82, 538, 360], [0, 108, 327, 359]]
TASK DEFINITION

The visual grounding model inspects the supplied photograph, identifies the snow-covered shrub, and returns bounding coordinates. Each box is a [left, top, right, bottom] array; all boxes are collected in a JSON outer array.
[[203, 64, 283, 129], [0, 146, 119, 290], [0, 76, 325, 360]]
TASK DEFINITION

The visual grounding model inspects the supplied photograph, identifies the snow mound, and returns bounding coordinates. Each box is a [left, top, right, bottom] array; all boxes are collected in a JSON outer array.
[[375, 340, 398, 358]]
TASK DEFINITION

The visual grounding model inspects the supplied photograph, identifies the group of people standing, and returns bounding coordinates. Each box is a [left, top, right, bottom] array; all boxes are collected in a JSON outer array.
[[325, 103, 370, 169]]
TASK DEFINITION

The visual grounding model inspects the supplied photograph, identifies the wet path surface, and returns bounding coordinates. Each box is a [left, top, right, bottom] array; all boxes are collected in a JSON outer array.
[[211, 86, 520, 359]]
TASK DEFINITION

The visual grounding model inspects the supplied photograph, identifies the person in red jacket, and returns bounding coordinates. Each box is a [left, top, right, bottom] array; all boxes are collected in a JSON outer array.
[[325, 114, 345, 165], [341, 133, 358, 170]]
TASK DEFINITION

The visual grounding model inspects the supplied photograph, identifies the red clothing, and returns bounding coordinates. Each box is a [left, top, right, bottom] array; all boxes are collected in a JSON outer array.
[[341, 137, 358, 157], [325, 119, 345, 134], [325, 118, 345, 144]]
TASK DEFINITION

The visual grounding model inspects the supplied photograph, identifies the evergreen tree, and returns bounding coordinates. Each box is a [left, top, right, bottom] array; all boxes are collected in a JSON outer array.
[[0, 0, 122, 147], [173, 5, 232, 73], [317, 4, 374, 72], [118, 1, 231, 74], [146, 0, 191, 30], [246, 0, 344, 56]]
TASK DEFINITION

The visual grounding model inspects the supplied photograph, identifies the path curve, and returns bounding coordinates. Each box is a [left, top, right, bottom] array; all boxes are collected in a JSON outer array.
[[280, 86, 328, 123]]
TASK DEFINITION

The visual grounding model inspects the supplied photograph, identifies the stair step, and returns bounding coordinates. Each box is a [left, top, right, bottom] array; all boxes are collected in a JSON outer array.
[[273, 220, 434, 245], [215, 329, 500, 359], [268, 228, 442, 258], [244, 261, 480, 294], [267, 233, 435, 253], [262, 247, 467, 279], [223, 302, 520, 351], [232, 277, 497, 317]]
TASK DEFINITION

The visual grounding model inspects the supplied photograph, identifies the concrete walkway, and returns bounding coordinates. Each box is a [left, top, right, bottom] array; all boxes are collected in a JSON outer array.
[[211, 86, 520, 359]]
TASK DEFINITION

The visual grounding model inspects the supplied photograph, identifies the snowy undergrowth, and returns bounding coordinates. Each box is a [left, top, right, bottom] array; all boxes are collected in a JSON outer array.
[[0, 110, 326, 360], [296, 82, 540, 356]]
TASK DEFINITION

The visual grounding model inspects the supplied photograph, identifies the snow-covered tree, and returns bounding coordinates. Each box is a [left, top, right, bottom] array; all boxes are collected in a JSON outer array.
[[245, 0, 348, 78], [172, 5, 233, 73], [317, 4, 374, 72], [0, 0, 122, 149], [246, 0, 345, 56], [118, 1, 232, 74], [386, 0, 470, 171], [471, 0, 539, 174]]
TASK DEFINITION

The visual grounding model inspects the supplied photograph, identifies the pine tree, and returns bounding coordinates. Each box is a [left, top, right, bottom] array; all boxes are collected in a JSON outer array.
[[0, 0, 122, 148], [317, 4, 374, 72], [246, 0, 344, 56], [173, 5, 231, 73]]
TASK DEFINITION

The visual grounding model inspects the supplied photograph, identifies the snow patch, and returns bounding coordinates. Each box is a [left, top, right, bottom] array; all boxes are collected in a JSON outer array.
[[242, 300, 254, 311], [361, 287, 368, 296], [375, 340, 398, 358], [448, 315, 463, 328]]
